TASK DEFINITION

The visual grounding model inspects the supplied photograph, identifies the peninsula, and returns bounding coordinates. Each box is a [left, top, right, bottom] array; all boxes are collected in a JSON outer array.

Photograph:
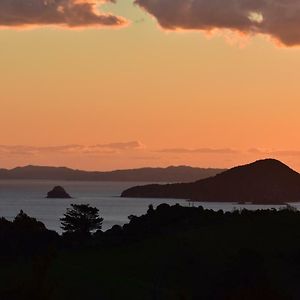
[[121, 159, 300, 204]]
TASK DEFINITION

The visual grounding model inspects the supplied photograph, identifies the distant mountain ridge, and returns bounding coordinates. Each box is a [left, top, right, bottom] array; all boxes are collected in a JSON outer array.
[[0, 165, 225, 182], [121, 159, 300, 204]]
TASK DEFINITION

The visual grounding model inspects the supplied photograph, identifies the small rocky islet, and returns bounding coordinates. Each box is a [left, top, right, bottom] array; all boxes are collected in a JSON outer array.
[[46, 186, 72, 199]]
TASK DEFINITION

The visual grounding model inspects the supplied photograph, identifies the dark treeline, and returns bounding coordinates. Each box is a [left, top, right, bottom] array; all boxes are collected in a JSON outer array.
[[2, 204, 300, 299]]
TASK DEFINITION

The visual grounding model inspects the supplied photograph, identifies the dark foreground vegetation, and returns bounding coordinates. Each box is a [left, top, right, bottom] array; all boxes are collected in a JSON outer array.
[[2, 204, 300, 299]]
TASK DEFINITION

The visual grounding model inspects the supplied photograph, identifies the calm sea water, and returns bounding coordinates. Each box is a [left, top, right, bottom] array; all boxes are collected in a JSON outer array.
[[0, 180, 295, 233]]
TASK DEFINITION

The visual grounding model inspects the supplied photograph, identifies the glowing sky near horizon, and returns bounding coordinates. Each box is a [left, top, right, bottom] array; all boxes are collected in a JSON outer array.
[[1, 0, 300, 171]]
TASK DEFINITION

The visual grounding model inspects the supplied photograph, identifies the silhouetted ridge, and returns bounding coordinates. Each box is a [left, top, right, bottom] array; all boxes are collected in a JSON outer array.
[[121, 159, 300, 204], [214, 158, 297, 178], [0, 165, 225, 182]]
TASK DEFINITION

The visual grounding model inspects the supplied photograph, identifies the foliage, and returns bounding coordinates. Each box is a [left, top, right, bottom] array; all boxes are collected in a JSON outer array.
[[13, 209, 46, 232], [3, 204, 300, 299], [60, 204, 103, 235]]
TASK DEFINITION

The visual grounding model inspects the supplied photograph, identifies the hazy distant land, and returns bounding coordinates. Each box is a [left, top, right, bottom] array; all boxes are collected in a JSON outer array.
[[0, 165, 225, 182]]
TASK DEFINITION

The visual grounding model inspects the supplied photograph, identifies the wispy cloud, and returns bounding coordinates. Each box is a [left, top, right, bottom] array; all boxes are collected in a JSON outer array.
[[248, 148, 300, 157], [0, 141, 145, 156], [0, 0, 127, 29], [91, 141, 145, 151], [155, 148, 237, 154], [135, 0, 300, 46]]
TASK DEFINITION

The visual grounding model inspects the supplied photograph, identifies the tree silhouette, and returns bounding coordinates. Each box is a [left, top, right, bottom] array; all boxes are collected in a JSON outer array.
[[60, 204, 103, 235], [14, 210, 46, 231]]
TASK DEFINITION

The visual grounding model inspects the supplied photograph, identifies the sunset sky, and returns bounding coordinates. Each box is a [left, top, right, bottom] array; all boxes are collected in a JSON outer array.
[[1, 0, 300, 171]]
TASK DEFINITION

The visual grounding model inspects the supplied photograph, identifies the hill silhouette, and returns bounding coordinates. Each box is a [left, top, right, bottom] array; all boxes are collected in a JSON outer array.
[[121, 159, 300, 204], [0, 165, 224, 182]]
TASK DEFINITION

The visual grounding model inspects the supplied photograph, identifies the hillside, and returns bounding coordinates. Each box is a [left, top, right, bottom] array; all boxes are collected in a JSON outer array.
[[4, 205, 300, 299], [0, 165, 225, 182], [121, 159, 300, 204]]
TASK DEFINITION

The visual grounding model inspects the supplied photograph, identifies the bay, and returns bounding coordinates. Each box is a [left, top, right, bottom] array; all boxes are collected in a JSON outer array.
[[0, 180, 294, 233]]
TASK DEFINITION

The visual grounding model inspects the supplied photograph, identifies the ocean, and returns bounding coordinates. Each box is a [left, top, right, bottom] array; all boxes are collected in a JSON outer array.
[[0, 180, 292, 233]]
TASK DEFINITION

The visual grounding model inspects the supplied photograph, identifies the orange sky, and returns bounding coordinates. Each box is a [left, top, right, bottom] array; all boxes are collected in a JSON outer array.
[[1, 0, 300, 171]]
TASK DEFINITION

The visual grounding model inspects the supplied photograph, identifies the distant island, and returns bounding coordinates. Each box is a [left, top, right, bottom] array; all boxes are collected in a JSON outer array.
[[46, 186, 72, 199], [121, 159, 300, 204], [0, 165, 225, 182]]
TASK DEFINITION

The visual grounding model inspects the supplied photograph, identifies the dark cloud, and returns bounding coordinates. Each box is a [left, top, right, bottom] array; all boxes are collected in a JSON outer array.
[[135, 0, 300, 46], [156, 148, 237, 154], [0, 0, 126, 28]]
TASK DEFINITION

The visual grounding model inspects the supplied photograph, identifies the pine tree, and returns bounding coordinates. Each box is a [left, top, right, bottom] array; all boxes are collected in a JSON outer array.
[[60, 204, 103, 235]]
